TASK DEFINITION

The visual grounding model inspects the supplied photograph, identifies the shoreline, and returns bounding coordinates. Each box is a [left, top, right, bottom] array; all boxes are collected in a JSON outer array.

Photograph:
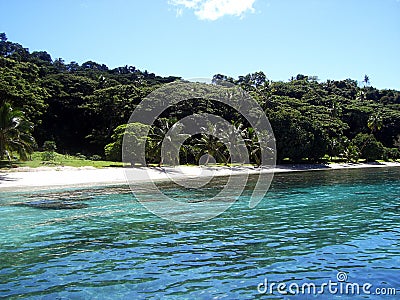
[[1, 162, 399, 192]]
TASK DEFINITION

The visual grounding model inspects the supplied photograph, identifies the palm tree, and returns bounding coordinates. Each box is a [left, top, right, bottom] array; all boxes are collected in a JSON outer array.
[[0, 102, 35, 163], [367, 113, 383, 133], [363, 74, 370, 87], [195, 124, 227, 165], [220, 121, 247, 165], [357, 75, 370, 102], [360, 112, 383, 152], [243, 127, 261, 166], [149, 118, 172, 166], [179, 143, 193, 165], [149, 118, 189, 166]]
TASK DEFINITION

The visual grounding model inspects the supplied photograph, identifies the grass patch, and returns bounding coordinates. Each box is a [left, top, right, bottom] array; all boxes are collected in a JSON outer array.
[[2, 153, 399, 170], [1, 152, 125, 169]]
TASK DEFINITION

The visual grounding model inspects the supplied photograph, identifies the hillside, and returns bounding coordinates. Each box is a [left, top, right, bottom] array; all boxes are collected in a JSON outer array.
[[1, 33, 399, 164]]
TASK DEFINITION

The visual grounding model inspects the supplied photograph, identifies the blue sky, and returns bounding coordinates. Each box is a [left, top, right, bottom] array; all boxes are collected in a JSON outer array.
[[1, 0, 399, 89]]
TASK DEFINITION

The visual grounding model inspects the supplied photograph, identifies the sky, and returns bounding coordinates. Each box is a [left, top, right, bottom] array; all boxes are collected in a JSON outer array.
[[0, 0, 399, 89]]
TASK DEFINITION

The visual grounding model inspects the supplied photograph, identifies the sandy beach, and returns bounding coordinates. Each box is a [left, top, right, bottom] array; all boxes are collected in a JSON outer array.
[[0, 162, 399, 191]]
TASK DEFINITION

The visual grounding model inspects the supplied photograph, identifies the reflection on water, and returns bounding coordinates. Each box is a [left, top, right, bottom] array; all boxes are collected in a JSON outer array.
[[0, 167, 399, 299]]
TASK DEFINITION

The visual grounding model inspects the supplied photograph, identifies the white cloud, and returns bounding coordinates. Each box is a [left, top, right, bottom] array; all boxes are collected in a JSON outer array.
[[171, 0, 203, 9], [176, 7, 184, 17], [169, 0, 256, 21]]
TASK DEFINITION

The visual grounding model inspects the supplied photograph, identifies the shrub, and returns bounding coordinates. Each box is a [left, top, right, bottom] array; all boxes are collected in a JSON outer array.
[[105, 122, 150, 165], [89, 154, 102, 161], [75, 153, 87, 160], [41, 151, 55, 161], [41, 141, 57, 161], [105, 142, 121, 161], [343, 144, 360, 162], [351, 133, 384, 161], [383, 147, 400, 161], [43, 141, 57, 152]]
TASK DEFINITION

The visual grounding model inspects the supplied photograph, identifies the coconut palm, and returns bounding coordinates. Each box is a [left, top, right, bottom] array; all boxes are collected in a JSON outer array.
[[359, 112, 383, 152], [363, 75, 370, 87], [149, 118, 189, 166], [195, 124, 227, 165], [148, 118, 172, 166], [0, 102, 35, 162], [367, 113, 383, 133], [219, 121, 248, 165]]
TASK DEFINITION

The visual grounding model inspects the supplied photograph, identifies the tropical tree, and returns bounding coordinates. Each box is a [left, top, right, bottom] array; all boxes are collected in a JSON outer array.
[[0, 102, 35, 162], [149, 118, 178, 166], [326, 98, 345, 159], [243, 127, 262, 166], [357, 112, 384, 155], [220, 121, 247, 165], [394, 135, 400, 150], [363, 75, 370, 87], [195, 124, 227, 165], [367, 112, 383, 133], [104, 122, 150, 165], [352, 133, 384, 161], [343, 144, 360, 163], [356, 89, 366, 101]]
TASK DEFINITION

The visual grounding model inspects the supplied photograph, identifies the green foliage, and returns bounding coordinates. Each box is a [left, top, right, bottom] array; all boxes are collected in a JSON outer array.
[[105, 122, 151, 165], [195, 130, 227, 165], [1, 34, 400, 165], [269, 108, 328, 162], [343, 144, 360, 163], [394, 135, 400, 149], [367, 113, 383, 133], [41, 151, 55, 161], [0, 102, 35, 161], [41, 140, 57, 161], [75, 153, 87, 160], [383, 147, 400, 161], [5, 151, 125, 168], [43, 140, 57, 151], [89, 154, 102, 161], [0, 57, 49, 123], [352, 133, 385, 162]]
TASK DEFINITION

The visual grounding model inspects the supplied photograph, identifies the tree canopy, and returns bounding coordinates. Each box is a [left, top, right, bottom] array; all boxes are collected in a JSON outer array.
[[1, 33, 399, 163]]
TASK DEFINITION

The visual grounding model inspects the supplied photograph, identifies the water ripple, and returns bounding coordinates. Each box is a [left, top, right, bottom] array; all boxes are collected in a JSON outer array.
[[0, 168, 399, 299]]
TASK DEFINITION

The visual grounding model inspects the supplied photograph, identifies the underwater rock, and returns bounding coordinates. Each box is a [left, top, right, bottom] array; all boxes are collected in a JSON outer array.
[[14, 200, 89, 210], [24, 186, 130, 200]]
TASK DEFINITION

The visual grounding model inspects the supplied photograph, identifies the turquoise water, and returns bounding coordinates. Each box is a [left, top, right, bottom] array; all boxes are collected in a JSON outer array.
[[0, 168, 399, 299]]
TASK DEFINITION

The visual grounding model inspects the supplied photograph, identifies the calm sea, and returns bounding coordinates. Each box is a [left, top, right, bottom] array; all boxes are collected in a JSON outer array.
[[0, 167, 399, 299]]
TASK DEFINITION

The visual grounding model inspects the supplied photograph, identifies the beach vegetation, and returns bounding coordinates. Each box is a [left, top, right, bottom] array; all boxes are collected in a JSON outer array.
[[1, 33, 400, 167], [0, 102, 35, 163]]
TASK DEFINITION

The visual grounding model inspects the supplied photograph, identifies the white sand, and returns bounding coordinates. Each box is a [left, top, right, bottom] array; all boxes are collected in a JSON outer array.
[[1, 162, 399, 191]]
